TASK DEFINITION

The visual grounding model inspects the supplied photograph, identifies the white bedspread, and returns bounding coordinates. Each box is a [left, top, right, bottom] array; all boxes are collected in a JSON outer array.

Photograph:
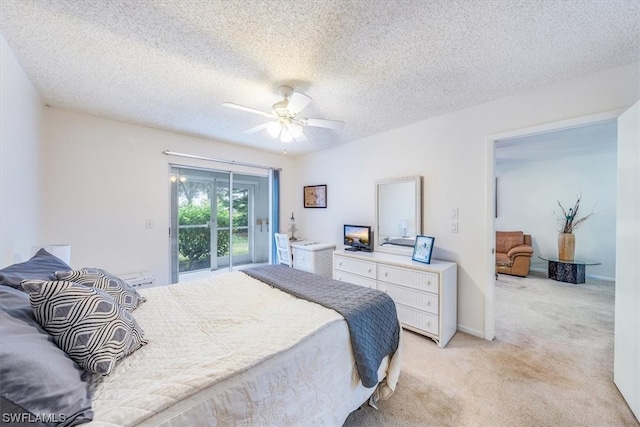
[[86, 271, 401, 426]]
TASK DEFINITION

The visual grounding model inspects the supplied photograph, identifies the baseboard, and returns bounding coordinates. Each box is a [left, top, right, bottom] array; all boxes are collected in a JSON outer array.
[[586, 274, 615, 282], [457, 325, 485, 340]]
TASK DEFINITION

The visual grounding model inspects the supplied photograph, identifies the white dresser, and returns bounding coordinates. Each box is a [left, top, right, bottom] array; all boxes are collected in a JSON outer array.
[[333, 250, 457, 347], [290, 241, 336, 278]]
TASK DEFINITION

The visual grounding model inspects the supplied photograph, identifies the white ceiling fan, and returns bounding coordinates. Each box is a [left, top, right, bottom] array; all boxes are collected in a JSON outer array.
[[223, 85, 344, 143]]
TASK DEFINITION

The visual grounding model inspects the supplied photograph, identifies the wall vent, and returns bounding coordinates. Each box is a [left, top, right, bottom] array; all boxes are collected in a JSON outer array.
[[118, 272, 155, 288]]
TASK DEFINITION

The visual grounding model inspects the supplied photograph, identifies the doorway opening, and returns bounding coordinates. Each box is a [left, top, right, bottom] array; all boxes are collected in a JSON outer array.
[[495, 120, 617, 278], [484, 109, 624, 340]]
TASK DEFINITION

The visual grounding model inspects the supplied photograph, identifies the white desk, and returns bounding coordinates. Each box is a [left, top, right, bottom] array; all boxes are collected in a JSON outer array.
[[290, 241, 336, 278]]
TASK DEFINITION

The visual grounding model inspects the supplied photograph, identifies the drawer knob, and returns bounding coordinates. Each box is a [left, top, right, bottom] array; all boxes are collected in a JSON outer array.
[[427, 301, 431, 306], [384, 272, 388, 277], [368, 268, 372, 273]]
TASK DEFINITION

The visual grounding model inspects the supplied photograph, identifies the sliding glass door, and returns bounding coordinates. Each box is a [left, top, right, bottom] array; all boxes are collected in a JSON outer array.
[[170, 166, 270, 283], [213, 182, 253, 268]]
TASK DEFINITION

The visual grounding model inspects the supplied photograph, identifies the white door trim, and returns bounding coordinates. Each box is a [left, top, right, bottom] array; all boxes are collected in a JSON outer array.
[[484, 108, 625, 341]]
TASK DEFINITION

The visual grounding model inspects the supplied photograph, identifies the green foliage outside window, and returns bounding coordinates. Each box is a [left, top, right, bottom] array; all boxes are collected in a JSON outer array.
[[177, 186, 248, 271], [178, 202, 212, 270]]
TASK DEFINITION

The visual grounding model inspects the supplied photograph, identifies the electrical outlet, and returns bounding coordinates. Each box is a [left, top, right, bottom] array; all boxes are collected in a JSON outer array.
[[145, 219, 154, 229], [450, 222, 458, 233]]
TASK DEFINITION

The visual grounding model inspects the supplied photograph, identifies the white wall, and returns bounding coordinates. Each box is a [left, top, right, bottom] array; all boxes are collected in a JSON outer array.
[[40, 108, 295, 285], [496, 150, 617, 279], [0, 34, 43, 267], [614, 101, 640, 421], [293, 62, 639, 338]]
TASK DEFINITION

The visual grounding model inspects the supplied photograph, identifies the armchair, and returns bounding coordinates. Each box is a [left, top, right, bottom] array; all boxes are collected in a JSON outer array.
[[496, 231, 533, 277]]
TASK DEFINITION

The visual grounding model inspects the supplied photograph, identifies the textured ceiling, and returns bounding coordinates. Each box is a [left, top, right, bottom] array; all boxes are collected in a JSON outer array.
[[1, 1, 638, 156], [495, 120, 617, 166]]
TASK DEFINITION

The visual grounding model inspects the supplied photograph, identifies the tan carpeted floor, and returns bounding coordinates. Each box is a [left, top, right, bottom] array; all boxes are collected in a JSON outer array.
[[343, 271, 639, 426]]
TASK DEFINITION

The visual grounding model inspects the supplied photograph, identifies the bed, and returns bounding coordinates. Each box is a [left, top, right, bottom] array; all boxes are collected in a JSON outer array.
[[0, 251, 402, 426]]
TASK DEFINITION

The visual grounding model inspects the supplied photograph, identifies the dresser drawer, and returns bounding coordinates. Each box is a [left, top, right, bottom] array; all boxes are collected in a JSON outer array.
[[333, 270, 376, 289], [378, 281, 438, 315], [378, 264, 439, 294], [396, 304, 439, 336], [334, 256, 376, 280]]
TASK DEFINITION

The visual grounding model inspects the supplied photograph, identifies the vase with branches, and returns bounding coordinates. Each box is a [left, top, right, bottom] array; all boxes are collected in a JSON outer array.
[[556, 194, 596, 234], [554, 194, 596, 261]]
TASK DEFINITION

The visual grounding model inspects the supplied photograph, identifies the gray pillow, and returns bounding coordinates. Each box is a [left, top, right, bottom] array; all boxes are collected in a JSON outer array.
[[21, 280, 148, 375], [0, 249, 71, 289], [0, 285, 94, 425], [55, 268, 146, 311]]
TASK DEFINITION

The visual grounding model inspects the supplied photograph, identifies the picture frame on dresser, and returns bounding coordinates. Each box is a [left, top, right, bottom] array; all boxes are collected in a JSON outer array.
[[412, 235, 435, 264], [303, 185, 327, 208]]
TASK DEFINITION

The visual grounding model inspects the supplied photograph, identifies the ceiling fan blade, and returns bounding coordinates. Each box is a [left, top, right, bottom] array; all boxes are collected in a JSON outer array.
[[241, 122, 270, 134], [222, 102, 275, 119], [302, 118, 345, 130], [293, 131, 308, 142], [286, 92, 312, 115]]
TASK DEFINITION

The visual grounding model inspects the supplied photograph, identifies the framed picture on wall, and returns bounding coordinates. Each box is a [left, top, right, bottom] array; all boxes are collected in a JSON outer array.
[[412, 235, 435, 264], [304, 185, 327, 208]]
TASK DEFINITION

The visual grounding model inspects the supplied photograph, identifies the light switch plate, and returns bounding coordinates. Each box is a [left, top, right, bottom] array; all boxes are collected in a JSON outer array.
[[450, 208, 459, 219], [450, 222, 458, 233]]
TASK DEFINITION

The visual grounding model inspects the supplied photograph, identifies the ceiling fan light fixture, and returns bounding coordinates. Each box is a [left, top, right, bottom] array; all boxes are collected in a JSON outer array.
[[223, 85, 344, 144], [280, 127, 293, 143], [289, 122, 303, 138], [266, 121, 281, 138]]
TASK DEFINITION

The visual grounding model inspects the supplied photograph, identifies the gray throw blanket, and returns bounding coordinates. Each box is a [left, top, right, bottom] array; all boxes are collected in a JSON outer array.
[[243, 264, 400, 388]]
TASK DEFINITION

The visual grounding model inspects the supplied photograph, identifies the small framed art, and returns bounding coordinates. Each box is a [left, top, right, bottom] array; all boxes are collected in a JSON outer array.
[[304, 185, 327, 208], [412, 235, 435, 264]]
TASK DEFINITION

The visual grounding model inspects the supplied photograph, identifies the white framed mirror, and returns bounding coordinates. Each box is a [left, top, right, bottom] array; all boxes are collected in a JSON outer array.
[[375, 176, 423, 255]]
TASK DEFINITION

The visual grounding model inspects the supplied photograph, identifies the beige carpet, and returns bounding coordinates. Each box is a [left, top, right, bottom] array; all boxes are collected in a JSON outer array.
[[343, 271, 639, 426]]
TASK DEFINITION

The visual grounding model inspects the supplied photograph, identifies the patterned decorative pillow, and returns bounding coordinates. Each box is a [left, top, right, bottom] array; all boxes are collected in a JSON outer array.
[[55, 268, 146, 311], [21, 280, 148, 375]]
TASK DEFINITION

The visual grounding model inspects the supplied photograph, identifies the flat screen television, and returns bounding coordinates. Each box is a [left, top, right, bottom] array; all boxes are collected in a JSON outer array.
[[343, 224, 374, 252]]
